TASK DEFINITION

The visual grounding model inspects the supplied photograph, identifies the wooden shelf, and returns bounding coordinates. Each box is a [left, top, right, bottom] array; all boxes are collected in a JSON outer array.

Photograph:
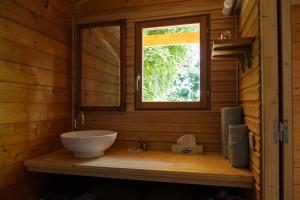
[[24, 149, 254, 188], [212, 38, 254, 51], [211, 37, 255, 72]]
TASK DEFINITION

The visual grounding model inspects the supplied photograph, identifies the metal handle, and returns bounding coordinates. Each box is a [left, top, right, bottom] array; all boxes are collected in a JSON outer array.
[[136, 73, 141, 92], [80, 111, 85, 126]]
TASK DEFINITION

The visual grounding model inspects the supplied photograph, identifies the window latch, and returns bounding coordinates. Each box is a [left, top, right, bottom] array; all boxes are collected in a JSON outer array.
[[136, 73, 141, 92]]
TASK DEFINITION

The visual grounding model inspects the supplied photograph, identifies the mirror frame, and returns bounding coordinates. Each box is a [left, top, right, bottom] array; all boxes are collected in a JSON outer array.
[[76, 20, 126, 111]]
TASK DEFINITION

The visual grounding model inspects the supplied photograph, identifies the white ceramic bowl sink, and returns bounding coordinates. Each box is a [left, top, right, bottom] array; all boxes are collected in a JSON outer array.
[[60, 130, 117, 158]]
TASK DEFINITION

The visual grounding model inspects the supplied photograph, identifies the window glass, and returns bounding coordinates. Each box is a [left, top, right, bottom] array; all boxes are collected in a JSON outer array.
[[135, 16, 209, 110], [142, 23, 201, 102]]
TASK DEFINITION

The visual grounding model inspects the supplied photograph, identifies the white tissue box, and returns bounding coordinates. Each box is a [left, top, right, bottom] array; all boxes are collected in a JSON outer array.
[[171, 144, 204, 155]]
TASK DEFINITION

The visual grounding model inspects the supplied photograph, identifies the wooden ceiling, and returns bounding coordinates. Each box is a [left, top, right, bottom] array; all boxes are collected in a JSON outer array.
[[71, 0, 193, 15], [70, 0, 88, 4], [72, 0, 300, 8]]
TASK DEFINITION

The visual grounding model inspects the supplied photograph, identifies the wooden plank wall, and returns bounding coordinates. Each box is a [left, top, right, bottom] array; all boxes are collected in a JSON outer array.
[[292, 5, 300, 200], [76, 0, 238, 152], [238, 0, 261, 199], [0, 0, 73, 198], [81, 28, 120, 106]]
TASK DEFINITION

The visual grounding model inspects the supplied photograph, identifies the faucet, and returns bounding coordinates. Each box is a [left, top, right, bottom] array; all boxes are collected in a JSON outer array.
[[80, 111, 85, 126], [75, 111, 85, 129], [139, 140, 148, 151]]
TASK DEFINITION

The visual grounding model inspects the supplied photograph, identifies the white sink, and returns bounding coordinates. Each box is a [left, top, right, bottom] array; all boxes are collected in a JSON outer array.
[[60, 130, 117, 158]]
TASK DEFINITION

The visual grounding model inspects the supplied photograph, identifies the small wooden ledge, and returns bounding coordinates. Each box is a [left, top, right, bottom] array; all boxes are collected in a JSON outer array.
[[211, 37, 255, 72], [24, 149, 254, 188]]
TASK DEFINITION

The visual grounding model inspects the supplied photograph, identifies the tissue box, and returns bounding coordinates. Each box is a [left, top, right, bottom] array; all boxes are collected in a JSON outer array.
[[171, 145, 204, 155]]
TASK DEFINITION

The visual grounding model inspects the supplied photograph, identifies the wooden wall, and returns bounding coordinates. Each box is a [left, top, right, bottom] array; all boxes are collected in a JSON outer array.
[[0, 0, 73, 198], [292, 5, 300, 200], [81, 28, 120, 107], [238, 0, 261, 199], [76, 0, 238, 152]]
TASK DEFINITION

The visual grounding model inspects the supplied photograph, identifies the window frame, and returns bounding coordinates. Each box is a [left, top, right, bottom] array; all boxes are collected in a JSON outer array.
[[135, 15, 210, 110]]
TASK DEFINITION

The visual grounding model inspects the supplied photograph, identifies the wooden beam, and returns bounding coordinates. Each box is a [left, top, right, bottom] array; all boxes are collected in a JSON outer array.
[[280, 1, 293, 200], [143, 32, 199, 46], [92, 29, 120, 57], [260, 0, 280, 199]]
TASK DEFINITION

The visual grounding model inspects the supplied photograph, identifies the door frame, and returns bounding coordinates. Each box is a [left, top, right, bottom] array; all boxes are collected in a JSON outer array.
[[260, 0, 280, 199], [261, 0, 294, 199], [281, 0, 293, 199]]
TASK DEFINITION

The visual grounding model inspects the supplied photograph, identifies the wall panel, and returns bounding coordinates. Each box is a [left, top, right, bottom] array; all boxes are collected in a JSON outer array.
[[0, 0, 73, 198], [238, 0, 261, 199], [292, 5, 300, 200], [76, 0, 238, 153]]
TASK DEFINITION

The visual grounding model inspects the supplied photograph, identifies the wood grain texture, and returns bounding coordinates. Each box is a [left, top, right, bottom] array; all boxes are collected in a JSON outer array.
[[24, 149, 254, 188], [75, 0, 238, 153], [81, 28, 120, 107], [238, 0, 261, 199], [0, 0, 73, 198], [293, 5, 300, 200], [280, 1, 293, 200]]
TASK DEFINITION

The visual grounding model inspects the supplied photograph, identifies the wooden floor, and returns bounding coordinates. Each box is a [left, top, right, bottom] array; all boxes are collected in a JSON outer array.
[[24, 149, 254, 188]]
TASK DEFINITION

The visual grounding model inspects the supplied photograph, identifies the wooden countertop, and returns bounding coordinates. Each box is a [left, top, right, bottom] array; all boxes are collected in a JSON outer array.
[[24, 149, 254, 188]]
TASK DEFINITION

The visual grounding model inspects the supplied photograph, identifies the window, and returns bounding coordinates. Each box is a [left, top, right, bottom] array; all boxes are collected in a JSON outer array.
[[135, 15, 209, 110]]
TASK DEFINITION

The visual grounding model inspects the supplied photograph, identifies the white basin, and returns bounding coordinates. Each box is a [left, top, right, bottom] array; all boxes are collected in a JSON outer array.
[[60, 130, 117, 158]]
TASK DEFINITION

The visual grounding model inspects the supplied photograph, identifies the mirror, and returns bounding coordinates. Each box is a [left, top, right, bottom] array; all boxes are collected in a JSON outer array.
[[77, 20, 125, 111]]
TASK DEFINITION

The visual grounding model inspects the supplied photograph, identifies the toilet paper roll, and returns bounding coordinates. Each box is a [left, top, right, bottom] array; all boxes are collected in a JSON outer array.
[[221, 106, 243, 159], [228, 124, 249, 168], [224, 0, 234, 8]]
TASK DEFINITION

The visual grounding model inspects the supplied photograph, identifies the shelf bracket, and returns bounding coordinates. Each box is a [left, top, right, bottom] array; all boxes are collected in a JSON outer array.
[[240, 48, 252, 73], [211, 37, 255, 73]]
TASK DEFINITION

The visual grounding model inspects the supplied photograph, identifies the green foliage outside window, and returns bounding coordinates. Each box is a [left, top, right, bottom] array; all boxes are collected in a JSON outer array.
[[142, 24, 200, 102]]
